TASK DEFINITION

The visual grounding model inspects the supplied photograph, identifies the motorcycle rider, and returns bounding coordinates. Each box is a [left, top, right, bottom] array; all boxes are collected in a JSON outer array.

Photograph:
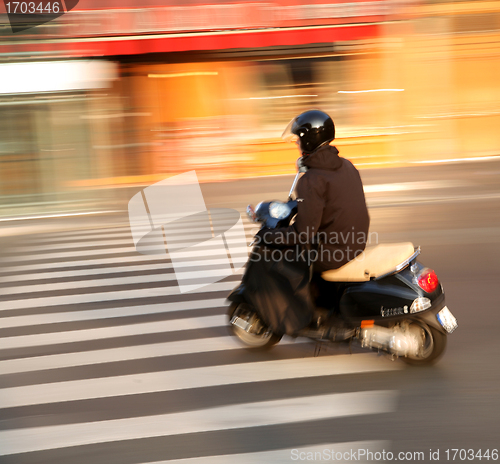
[[248, 109, 370, 340], [258, 109, 370, 272]]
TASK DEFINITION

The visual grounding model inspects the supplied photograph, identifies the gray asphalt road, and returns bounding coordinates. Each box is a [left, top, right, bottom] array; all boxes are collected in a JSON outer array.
[[0, 159, 499, 463]]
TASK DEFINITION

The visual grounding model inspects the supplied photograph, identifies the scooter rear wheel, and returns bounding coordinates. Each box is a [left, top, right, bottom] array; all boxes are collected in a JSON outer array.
[[399, 320, 447, 366], [227, 303, 282, 351]]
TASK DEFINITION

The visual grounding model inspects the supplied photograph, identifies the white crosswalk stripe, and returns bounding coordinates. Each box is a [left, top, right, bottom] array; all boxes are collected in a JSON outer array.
[[0, 262, 180, 282], [0, 336, 301, 375], [0, 392, 397, 456], [0, 253, 170, 273], [3, 240, 248, 263], [0, 254, 247, 274], [0, 280, 237, 311], [15, 225, 257, 251], [0, 355, 401, 408], [0, 268, 244, 296], [0, 315, 226, 350], [0, 220, 401, 463], [1, 298, 227, 328], [142, 441, 392, 464]]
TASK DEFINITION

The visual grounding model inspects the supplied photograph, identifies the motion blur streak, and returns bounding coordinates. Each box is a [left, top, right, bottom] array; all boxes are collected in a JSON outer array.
[[0, 4, 499, 462], [1, 0, 499, 217]]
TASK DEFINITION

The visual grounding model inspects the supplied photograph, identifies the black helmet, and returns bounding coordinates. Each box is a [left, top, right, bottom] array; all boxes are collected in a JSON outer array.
[[282, 110, 335, 155]]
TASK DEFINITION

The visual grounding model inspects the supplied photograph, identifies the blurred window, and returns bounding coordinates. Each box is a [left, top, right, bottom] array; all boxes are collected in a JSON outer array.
[[453, 14, 500, 34], [0, 94, 93, 207], [0, 101, 40, 197]]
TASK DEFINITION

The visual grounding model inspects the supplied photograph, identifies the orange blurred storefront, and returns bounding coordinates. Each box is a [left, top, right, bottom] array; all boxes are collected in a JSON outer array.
[[1, 0, 500, 214]]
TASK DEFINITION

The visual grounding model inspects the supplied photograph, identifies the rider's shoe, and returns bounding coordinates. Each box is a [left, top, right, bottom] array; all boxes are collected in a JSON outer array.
[[323, 325, 356, 341], [296, 325, 355, 342]]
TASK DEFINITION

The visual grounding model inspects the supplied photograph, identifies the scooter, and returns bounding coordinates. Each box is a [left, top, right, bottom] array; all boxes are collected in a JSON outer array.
[[227, 162, 458, 365]]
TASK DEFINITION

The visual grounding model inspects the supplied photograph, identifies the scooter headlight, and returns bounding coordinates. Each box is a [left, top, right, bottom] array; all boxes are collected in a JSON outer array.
[[269, 201, 291, 220]]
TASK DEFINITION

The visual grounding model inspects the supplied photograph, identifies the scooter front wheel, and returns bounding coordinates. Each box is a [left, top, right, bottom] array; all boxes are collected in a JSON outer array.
[[399, 320, 447, 366], [227, 303, 282, 350]]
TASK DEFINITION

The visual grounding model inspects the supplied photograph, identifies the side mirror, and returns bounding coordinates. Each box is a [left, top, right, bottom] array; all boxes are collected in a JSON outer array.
[[246, 204, 257, 222]]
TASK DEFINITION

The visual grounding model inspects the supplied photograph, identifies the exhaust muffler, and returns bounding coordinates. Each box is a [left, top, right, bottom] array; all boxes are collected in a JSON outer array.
[[359, 325, 419, 357]]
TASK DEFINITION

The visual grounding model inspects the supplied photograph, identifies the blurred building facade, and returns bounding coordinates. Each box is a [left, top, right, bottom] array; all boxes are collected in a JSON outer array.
[[1, 0, 500, 216]]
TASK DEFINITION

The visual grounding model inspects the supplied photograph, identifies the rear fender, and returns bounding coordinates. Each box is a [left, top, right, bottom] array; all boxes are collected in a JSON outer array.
[[411, 295, 448, 333]]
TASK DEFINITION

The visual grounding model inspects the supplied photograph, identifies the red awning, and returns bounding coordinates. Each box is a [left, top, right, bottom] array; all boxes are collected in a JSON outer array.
[[6, 23, 381, 58]]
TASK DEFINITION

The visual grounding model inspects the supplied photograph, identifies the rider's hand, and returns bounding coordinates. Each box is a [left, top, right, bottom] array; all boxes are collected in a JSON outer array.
[[254, 228, 271, 245], [297, 156, 308, 173]]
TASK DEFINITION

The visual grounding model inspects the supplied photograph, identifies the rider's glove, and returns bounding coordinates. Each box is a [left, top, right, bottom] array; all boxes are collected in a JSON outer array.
[[297, 156, 308, 173], [254, 228, 272, 245]]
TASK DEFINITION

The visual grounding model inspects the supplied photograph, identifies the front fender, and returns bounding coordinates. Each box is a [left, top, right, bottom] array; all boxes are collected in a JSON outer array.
[[227, 283, 247, 304]]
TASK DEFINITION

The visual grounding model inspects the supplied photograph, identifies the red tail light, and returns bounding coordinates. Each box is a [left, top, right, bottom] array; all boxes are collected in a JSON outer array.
[[418, 269, 439, 293]]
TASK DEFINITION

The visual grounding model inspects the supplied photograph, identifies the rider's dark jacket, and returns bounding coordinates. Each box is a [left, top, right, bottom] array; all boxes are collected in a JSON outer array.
[[258, 144, 370, 272]]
